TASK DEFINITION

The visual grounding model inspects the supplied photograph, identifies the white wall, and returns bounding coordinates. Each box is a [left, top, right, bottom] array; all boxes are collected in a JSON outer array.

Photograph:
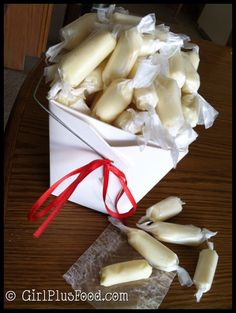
[[198, 4, 232, 45]]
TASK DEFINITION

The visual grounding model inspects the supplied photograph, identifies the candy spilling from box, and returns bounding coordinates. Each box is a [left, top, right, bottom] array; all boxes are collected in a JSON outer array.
[[44, 5, 218, 218]]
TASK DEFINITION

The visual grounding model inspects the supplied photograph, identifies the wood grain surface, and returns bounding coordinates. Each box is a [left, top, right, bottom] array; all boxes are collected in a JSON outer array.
[[4, 4, 53, 70], [4, 38, 232, 309]]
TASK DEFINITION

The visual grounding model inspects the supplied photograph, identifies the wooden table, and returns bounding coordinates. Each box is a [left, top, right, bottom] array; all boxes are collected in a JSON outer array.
[[4, 39, 232, 309]]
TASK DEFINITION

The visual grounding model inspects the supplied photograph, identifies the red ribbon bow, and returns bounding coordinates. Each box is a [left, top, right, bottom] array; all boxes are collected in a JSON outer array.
[[28, 159, 137, 238]]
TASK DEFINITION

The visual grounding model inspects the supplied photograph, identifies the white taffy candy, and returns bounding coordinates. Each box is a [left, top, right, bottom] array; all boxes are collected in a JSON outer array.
[[158, 31, 189, 61], [135, 107, 180, 167], [109, 217, 193, 287], [54, 88, 90, 115], [102, 27, 143, 86], [193, 241, 219, 302], [113, 109, 143, 134], [95, 4, 129, 24], [140, 29, 187, 62], [113, 106, 179, 167], [59, 30, 116, 87], [138, 196, 184, 223], [182, 93, 200, 127], [94, 4, 116, 23], [128, 56, 147, 79], [182, 52, 200, 94], [137, 221, 217, 246], [181, 93, 219, 129], [154, 24, 170, 41], [48, 62, 106, 107], [155, 75, 185, 136], [60, 13, 97, 50], [46, 13, 97, 62], [100, 259, 152, 287], [93, 59, 160, 123], [102, 14, 156, 86], [133, 83, 159, 110], [68, 98, 91, 115], [151, 53, 169, 77], [139, 34, 164, 57], [182, 42, 200, 70], [184, 50, 200, 71], [92, 78, 133, 123], [78, 61, 105, 96], [167, 50, 186, 88], [55, 89, 81, 106], [111, 12, 142, 26]]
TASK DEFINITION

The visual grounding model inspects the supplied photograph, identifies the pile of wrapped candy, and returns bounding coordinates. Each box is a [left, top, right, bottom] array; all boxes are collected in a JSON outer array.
[[45, 4, 218, 166], [103, 197, 219, 303]]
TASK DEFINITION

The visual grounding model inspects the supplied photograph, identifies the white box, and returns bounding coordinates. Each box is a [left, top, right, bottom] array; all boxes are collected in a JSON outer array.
[[49, 101, 187, 215]]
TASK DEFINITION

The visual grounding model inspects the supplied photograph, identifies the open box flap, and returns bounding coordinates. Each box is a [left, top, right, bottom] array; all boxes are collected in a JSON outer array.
[[49, 101, 187, 214]]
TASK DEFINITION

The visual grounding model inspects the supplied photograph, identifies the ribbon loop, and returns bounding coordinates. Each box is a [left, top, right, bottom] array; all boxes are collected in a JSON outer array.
[[28, 159, 137, 237]]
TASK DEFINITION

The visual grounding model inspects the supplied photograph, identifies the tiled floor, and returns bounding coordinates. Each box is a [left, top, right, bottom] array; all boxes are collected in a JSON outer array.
[[4, 4, 204, 130]]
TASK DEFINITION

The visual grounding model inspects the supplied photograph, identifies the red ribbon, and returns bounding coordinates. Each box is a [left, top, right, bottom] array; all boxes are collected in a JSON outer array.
[[28, 159, 136, 238]]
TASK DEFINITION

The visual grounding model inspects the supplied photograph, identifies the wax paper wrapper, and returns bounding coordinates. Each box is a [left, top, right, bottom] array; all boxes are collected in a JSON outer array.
[[63, 224, 175, 309]]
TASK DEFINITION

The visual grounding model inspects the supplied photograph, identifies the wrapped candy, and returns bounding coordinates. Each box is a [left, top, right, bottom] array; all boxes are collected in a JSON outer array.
[[54, 89, 90, 115], [174, 122, 198, 152], [196, 94, 219, 129], [182, 93, 200, 127], [54, 61, 106, 103], [139, 34, 163, 57], [47, 77, 91, 115], [60, 13, 97, 50], [133, 83, 159, 110], [182, 43, 200, 70], [46, 6, 219, 176], [46, 13, 97, 62], [154, 24, 170, 41], [167, 50, 186, 88], [100, 259, 152, 287], [95, 4, 129, 24], [128, 57, 146, 79], [193, 242, 219, 302], [78, 61, 106, 96], [102, 28, 143, 86], [111, 12, 142, 25], [108, 217, 193, 287], [92, 59, 160, 123], [182, 52, 200, 94], [138, 196, 184, 223], [155, 75, 185, 136], [55, 89, 82, 106], [139, 107, 179, 164], [181, 93, 219, 129], [184, 50, 200, 71], [92, 78, 133, 123], [137, 221, 217, 246], [67, 99, 91, 115], [102, 14, 156, 86], [59, 29, 117, 87], [139, 27, 186, 58], [113, 106, 179, 167], [113, 109, 143, 134]]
